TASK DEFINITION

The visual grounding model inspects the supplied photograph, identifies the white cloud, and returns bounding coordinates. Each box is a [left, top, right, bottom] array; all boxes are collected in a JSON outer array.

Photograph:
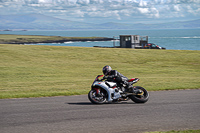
[[139, 0, 148, 6], [38, 0, 48, 3], [0, 0, 199, 24], [173, 5, 180, 11], [138, 8, 149, 14]]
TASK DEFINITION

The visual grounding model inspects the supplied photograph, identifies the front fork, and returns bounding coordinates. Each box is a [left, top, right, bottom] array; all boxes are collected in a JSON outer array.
[[93, 88, 100, 94], [93, 88, 103, 97]]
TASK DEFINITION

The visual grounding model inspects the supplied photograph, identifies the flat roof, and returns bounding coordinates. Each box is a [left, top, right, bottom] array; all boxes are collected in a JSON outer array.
[[120, 35, 139, 36]]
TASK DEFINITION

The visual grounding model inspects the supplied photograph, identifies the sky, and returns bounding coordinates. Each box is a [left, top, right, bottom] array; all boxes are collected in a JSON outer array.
[[0, 0, 200, 24]]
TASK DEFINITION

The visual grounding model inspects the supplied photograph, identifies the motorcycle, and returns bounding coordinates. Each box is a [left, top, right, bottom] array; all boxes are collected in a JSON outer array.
[[88, 75, 149, 104]]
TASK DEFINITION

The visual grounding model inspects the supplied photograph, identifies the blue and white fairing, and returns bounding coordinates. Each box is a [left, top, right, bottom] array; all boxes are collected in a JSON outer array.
[[92, 80, 121, 102]]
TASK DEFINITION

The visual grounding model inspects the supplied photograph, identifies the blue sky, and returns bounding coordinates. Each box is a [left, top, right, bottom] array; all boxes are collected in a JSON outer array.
[[0, 0, 200, 24]]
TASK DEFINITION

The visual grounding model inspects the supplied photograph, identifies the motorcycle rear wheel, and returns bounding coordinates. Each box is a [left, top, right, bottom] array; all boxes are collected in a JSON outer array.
[[88, 89, 107, 104], [129, 86, 149, 103]]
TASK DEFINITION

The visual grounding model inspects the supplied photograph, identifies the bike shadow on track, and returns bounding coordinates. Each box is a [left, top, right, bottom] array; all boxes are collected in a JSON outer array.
[[67, 101, 136, 105]]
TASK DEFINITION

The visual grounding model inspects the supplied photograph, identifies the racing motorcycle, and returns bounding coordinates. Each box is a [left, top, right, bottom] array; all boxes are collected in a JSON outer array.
[[88, 75, 149, 104]]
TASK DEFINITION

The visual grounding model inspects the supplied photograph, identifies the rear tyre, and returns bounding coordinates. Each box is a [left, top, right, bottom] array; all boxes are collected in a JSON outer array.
[[129, 86, 149, 103], [88, 89, 107, 104]]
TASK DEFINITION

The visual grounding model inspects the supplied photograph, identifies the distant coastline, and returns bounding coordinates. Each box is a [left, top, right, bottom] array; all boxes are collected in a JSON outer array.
[[0, 34, 113, 44], [0, 29, 27, 31], [1, 29, 199, 50]]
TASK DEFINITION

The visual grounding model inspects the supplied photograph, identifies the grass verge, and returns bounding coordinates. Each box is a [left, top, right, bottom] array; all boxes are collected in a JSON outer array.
[[0, 44, 199, 99]]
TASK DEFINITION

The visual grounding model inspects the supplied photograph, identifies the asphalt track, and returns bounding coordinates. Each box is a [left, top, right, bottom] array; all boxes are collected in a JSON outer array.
[[0, 89, 200, 133]]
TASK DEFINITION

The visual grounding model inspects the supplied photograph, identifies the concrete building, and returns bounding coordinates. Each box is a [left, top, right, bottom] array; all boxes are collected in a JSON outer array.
[[119, 35, 148, 48]]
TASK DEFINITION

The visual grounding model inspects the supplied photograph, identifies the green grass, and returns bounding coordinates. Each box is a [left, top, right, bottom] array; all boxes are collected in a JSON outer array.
[[0, 44, 199, 99], [0, 34, 106, 44], [146, 130, 200, 133]]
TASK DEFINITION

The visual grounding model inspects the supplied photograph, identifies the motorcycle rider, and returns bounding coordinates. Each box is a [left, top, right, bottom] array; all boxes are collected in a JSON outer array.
[[102, 65, 140, 94]]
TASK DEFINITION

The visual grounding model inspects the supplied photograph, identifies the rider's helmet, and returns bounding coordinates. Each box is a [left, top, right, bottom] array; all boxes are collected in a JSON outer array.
[[102, 65, 112, 76]]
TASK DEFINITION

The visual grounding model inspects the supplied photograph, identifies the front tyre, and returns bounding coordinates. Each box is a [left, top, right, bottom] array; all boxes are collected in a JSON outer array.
[[129, 86, 149, 103], [88, 89, 107, 104]]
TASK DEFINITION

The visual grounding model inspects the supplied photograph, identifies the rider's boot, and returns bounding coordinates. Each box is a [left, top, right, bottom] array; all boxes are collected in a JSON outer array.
[[122, 81, 140, 94], [125, 84, 142, 94], [123, 82, 129, 92]]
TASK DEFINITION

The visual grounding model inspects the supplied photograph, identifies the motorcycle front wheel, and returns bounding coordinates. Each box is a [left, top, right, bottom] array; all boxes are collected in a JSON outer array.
[[129, 86, 149, 103], [88, 89, 107, 104]]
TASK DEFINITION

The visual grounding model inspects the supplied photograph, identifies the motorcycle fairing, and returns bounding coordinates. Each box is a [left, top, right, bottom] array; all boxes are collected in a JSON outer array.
[[105, 81, 117, 88], [128, 78, 139, 85], [92, 81, 121, 102], [128, 78, 136, 82]]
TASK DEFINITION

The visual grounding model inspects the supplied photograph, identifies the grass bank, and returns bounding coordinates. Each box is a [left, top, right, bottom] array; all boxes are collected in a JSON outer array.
[[0, 44, 199, 99]]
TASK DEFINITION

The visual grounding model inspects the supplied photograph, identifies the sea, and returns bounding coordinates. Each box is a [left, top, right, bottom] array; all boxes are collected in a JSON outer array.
[[0, 29, 200, 50]]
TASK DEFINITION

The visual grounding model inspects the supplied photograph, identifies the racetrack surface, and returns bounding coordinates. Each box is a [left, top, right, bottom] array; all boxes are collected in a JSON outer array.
[[0, 89, 200, 133]]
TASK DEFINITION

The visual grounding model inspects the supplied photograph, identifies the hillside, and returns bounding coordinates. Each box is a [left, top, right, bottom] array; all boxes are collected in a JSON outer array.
[[0, 13, 95, 30], [0, 13, 200, 30]]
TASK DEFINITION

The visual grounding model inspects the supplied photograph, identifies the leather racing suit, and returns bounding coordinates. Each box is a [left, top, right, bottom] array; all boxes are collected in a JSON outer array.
[[104, 70, 129, 89]]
